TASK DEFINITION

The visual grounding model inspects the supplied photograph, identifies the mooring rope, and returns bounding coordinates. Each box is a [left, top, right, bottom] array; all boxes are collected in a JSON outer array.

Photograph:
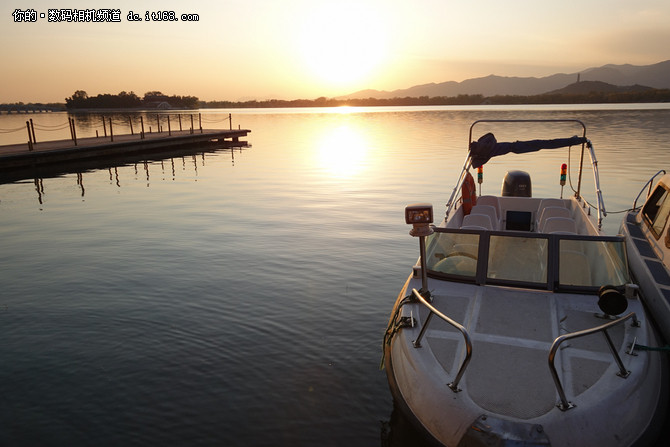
[[634, 344, 670, 352], [0, 125, 27, 133]]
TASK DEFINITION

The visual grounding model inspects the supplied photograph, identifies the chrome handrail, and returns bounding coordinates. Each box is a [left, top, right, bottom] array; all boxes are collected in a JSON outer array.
[[585, 140, 606, 229], [444, 154, 472, 220], [632, 170, 666, 209], [548, 312, 639, 411], [411, 288, 472, 392]]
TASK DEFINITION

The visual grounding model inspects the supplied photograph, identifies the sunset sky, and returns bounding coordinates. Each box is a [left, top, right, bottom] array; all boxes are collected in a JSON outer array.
[[2, 0, 669, 103]]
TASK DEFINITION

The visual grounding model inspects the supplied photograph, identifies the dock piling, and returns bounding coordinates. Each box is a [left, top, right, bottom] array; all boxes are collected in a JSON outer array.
[[102, 116, 107, 137], [129, 117, 134, 135], [140, 116, 145, 139], [30, 118, 37, 143], [68, 117, 78, 146], [168, 115, 171, 136], [109, 118, 114, 142], [73, 119, 77, 146], [26, 121, 33, 151], [199, 113, 202, 134]]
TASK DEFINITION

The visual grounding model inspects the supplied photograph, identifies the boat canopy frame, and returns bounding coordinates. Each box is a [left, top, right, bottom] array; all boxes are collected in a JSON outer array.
[[445, 119, 607, 229]]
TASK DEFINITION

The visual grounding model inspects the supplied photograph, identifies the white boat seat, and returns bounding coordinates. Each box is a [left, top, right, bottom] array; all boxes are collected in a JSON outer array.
[[477, 195, 501, 219], [453, 243, 479, 257], [538, 198, 567, 210], [538, 207, 571, 232], [543, 217, 577, 234], [471, 205, 499, 230], [560, 250, 592, 285], [461, 225, 489, 231], [462, 214, 493, 230]]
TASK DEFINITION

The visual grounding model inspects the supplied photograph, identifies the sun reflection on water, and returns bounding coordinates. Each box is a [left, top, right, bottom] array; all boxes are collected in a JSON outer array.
[[315, 124, 369, 178]]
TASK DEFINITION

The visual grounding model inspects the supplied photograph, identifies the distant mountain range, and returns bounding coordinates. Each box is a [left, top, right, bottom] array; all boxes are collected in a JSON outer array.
[[341, 60, 670, 99]]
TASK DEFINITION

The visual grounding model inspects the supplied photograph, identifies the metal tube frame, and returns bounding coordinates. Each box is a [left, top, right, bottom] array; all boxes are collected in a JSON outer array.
[[418, 235, 429, 293], [548, 311, 637, 411], [585, 140, 606, 229], [411, 288, 472, 392], [632, 169, 667, 209], [451, 119, 602, 223]]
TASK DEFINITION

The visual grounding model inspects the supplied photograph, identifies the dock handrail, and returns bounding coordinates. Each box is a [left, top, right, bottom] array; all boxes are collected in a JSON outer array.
[[632, 170, 667, 209], [548, 311, 639, 411], [411, 288, 472, 392]]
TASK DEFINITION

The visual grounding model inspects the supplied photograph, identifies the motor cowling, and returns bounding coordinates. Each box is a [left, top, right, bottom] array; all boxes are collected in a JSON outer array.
[[502, 170, 532, 197]]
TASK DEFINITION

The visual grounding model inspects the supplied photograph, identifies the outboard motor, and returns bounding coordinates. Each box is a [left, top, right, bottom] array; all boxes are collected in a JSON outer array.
[[501, 170, 532, 197]]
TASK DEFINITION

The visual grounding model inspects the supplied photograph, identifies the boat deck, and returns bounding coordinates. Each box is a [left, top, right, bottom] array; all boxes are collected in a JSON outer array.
[[421, 283, 626, 420]]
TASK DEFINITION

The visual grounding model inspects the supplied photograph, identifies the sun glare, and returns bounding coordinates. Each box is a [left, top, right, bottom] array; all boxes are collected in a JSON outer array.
[[316, 125, 369, 178], [297, 3, 388, 90]]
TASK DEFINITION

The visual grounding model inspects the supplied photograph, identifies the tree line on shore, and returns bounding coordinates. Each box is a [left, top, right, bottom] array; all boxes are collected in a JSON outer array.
[[4, 88, 668, 111], [64, 90, 199, 109], [201, 89, 670, 108]]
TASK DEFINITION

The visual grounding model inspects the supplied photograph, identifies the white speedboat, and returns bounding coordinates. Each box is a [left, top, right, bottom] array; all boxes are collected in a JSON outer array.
[[621, 171, 670, 344], [383, 120, 668, 446]]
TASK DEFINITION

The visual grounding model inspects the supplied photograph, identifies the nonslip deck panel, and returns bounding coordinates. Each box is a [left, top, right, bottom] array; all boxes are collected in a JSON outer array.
[[465, 341, 556, 419], [633, 236, 657, 258], [645, 259, 670, 286], [626, 221, 645, 239]]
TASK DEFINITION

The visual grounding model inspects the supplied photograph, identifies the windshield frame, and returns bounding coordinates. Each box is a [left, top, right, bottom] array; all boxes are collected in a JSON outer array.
[[425, 227, 629, 293]]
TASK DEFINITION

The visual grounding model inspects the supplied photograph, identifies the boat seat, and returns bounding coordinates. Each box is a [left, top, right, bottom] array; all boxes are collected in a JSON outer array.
[[471, 205, 499, 230], [543, 217, 577, 234], [477, 196, 501, 220], [461, 225, 489, 231], [433, 255, 477, 276], [538, 198, 567, 210], [462, 214, 493, 230], [560, 250, 592, 286], [453, 243, 479, 257], [538, 207, 571, 232]]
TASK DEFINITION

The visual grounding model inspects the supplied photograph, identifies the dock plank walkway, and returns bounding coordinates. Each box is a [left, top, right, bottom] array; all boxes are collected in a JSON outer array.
[[0, 128, 250, 170]]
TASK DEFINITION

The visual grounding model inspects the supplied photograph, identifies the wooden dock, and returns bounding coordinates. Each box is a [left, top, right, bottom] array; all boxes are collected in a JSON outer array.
[[0, 128, 250, 171]]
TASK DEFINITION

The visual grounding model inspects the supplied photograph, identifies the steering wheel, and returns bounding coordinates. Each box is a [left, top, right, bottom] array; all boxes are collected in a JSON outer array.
[[444, 251, 477, 260]]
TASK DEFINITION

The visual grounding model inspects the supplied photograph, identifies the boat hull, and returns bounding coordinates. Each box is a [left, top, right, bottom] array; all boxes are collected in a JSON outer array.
[[384, 274, 668, 447], [621, 211, 670, 344]]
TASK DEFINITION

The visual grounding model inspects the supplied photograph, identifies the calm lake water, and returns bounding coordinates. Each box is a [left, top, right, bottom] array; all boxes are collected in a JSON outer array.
[[1, 105, 669, 446]]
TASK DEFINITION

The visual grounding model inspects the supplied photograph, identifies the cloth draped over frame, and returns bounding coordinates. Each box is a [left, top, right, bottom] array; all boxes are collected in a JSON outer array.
[[469, 132, 587, 168]]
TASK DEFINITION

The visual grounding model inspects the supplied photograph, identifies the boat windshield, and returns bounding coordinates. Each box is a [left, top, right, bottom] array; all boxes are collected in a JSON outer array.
[[425, 229, 629, 291]]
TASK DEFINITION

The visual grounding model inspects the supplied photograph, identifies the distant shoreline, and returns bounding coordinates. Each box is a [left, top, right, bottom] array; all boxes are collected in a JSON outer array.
[[3, 89, 669, 112], [199, 89, 670, 109]]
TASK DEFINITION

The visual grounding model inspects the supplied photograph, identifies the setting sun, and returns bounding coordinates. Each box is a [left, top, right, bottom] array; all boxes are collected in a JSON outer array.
[[296, 2, 389, 90]]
